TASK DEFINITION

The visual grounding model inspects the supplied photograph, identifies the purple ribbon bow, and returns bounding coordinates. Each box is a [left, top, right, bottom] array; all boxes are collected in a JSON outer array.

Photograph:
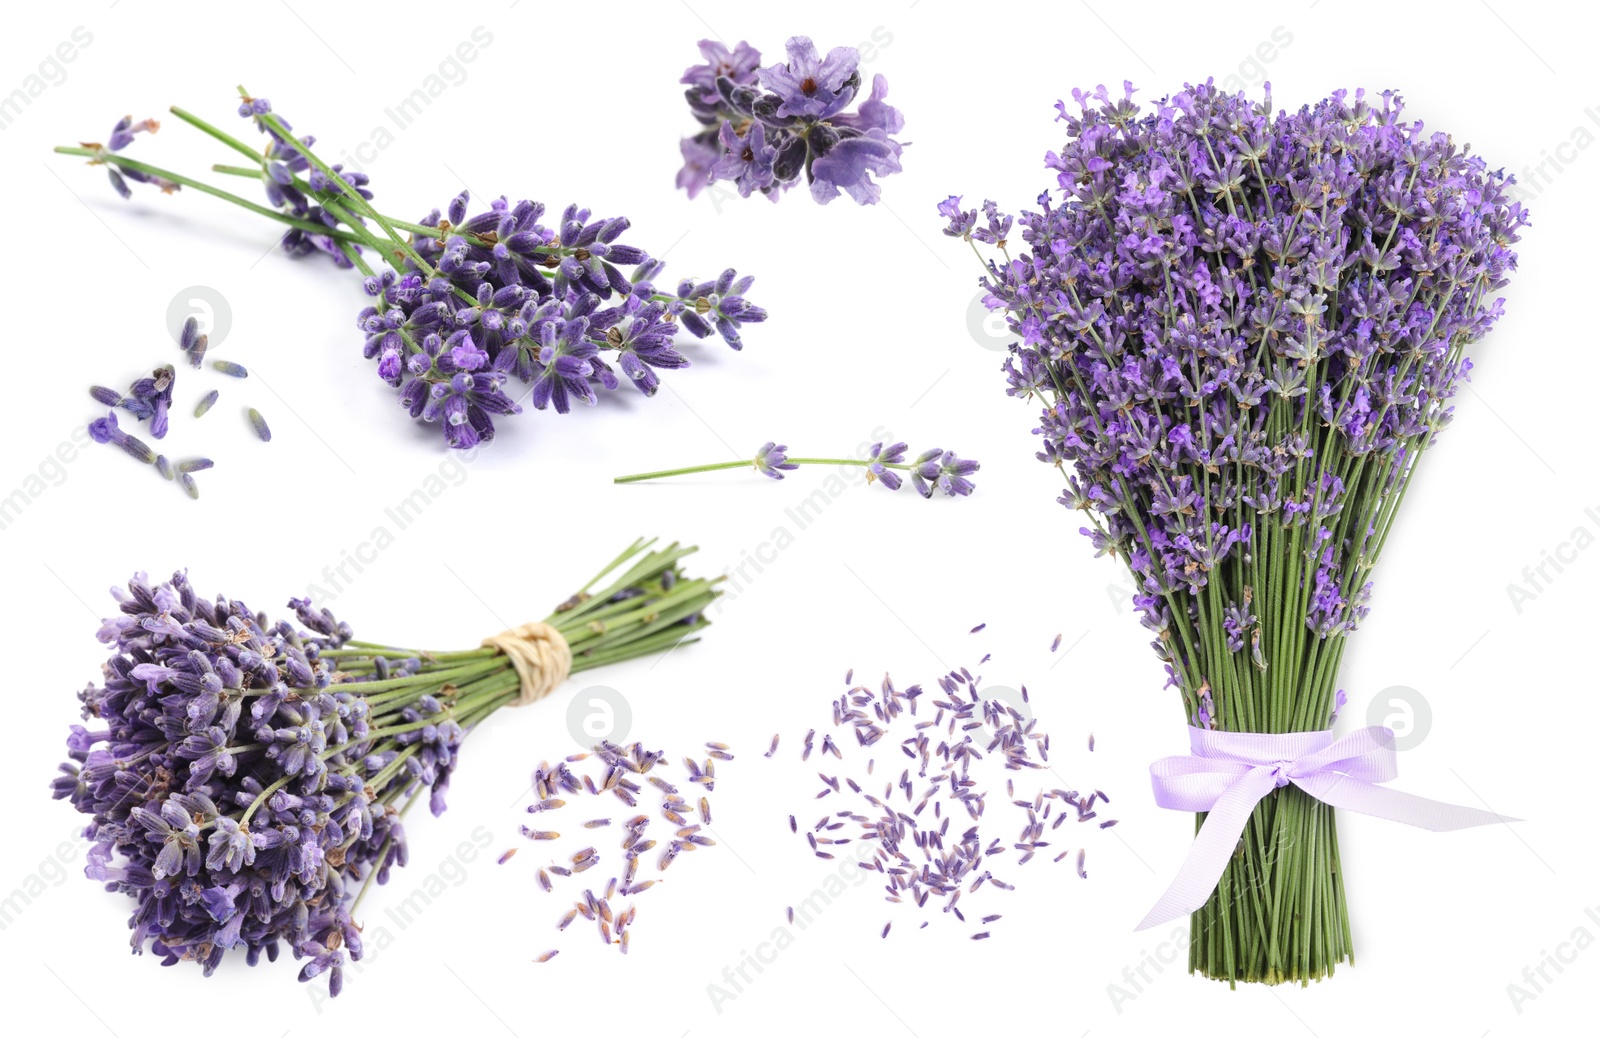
[[1137, 724, 1514, 931]]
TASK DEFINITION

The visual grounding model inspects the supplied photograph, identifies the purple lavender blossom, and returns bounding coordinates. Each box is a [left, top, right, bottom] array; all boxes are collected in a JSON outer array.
[[681, 39, 762, 107], [676, 36, 905, 205], [758, 37, 860, 120], [753, 441, 797, 479]]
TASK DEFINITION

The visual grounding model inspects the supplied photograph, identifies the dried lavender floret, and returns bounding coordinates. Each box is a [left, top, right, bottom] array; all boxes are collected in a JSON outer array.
[[154, 455, 173, 480], [177, 457, 213, 473], [212, 360, 249, 378], [246, 407, 271, 441], [90, 385, 123, 407], [179, 473, 199, 499], [88, 411, 155, 463], [194, 389, 219, 417]]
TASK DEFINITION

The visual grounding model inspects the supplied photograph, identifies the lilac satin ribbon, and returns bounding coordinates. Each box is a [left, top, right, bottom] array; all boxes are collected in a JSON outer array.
[[1136, 724, 1514, 931]]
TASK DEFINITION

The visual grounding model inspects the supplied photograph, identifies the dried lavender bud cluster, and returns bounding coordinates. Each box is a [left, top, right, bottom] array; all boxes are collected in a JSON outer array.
[[677, 37, 905, 205], [95, 364, 176, 439], [776, 658, 1111, 939], [505, 739, 732, 959], [945, 83, 1526, 729], [84, 316, 268, 497]]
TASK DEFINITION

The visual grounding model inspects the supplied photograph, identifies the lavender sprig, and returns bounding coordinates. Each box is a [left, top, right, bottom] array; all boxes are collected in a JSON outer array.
[[52, 539, 719, 996], [55, 89, 766, 450], [615, 440, 980, 498], [677, 37, 905, 205]]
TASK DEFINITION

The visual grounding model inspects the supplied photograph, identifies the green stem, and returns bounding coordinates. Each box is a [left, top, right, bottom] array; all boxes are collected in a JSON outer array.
[[614, 456, 891, 484], [53, 146, 369, 245]]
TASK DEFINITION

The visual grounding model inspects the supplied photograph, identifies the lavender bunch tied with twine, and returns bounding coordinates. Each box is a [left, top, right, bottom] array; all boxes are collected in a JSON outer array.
[[52, 539, 718, 995]]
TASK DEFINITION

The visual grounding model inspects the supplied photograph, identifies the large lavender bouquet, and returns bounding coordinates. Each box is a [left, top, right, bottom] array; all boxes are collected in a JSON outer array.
[[52, 540, 717, 995], [944, 82, 1525, 984], [56, 94, 764, 449]]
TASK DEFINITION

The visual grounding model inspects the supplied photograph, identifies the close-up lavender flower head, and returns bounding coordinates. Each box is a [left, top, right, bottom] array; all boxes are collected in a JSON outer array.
[[677, 36, 906, 205]]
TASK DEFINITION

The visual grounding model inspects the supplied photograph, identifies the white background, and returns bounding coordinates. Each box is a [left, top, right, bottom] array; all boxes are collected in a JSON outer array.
[[0, 1, 1593, 1035]]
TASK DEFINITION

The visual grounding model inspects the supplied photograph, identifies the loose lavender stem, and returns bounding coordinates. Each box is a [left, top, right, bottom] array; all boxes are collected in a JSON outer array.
[[615, 457, 900, 483]]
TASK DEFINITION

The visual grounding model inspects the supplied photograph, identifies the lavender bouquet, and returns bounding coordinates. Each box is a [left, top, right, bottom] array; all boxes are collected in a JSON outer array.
[[944, 83, 1525, 984], [56, 95, 764, 449], [677, 37, 905, 205], [52, 539, 717, 995]]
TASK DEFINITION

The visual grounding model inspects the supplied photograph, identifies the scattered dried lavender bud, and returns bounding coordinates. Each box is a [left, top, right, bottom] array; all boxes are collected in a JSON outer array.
[[583, 819, 611, 829], [535, 950, 559, 963], [498, 849, 517, 865], [177, 458, 213, 473], [194, 389, 219, 418], [764, 734, 779, 757], [90, 385, 123, 407], [154, 455, 173, 480], [970, 623, 985, 633], [212, 360, 249, 378], [247, 407, 271, 441]]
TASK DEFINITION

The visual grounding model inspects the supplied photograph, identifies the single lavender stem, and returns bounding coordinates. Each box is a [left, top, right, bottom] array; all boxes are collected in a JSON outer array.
[[614, 457, 892, 483]]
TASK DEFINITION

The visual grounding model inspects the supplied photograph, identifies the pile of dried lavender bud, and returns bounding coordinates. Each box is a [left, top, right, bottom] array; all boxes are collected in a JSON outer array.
[[775, 658, 1114, 939], [84, 316, 270, 498], [503, 738, 732, 961]]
